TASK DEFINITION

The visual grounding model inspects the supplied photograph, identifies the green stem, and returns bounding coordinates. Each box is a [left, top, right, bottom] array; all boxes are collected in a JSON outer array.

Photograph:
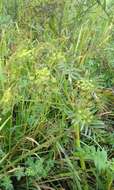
[[107, 178, 112, 190], [75, 125, 80, 148], [75, 125, 88, 190], [80, 158, 88, 190]]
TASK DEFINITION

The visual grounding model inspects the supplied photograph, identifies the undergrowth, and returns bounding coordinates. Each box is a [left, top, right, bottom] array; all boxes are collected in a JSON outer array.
[[0, 0, 114, 189]]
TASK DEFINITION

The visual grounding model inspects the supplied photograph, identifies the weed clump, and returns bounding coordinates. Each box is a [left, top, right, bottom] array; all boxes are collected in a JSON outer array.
[[0, 0, 114, 189]]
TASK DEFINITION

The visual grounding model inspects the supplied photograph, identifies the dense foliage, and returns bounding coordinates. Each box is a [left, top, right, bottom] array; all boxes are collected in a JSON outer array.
[[0, 0, 114, 189]]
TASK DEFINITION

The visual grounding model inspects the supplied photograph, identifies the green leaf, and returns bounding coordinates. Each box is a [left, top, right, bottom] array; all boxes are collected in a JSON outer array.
[[15, 167, 25, 181], [94, 148, 108, 172], [1, 176, 14, 190]]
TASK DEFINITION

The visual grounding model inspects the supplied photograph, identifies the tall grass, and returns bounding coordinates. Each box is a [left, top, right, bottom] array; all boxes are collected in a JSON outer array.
[[0, 0, 114, 189]]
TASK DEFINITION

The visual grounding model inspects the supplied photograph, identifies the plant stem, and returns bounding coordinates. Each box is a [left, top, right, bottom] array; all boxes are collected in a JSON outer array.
[[75, 125, 80, 148], [75, 125, 88, 190]]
